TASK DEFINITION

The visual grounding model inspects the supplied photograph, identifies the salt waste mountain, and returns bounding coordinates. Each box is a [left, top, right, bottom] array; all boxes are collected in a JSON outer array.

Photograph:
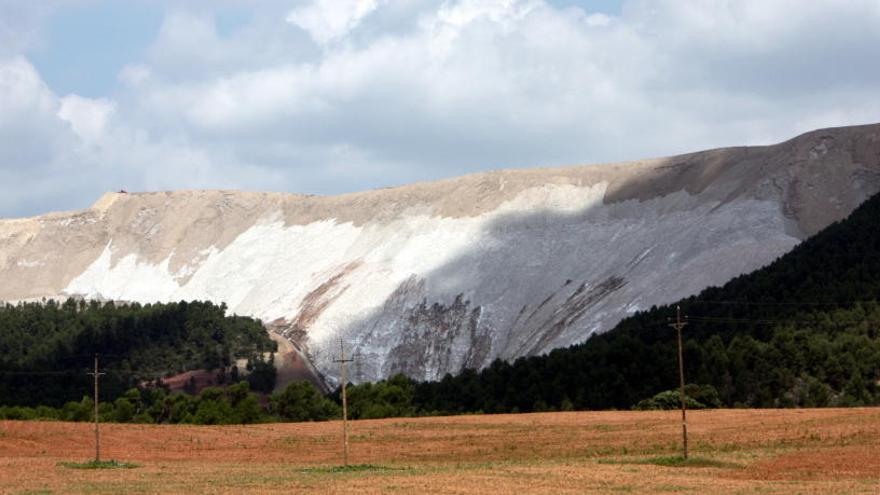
[[1, 123, 879, 387]]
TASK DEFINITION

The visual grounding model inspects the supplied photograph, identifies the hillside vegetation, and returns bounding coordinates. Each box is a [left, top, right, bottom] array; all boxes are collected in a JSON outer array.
[[0, 300, 275, 407]]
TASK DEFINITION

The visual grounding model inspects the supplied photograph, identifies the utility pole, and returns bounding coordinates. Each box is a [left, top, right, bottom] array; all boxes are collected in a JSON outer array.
[[333, 339, 354, 467], [669, 306, 688, 459], [86, 354, 105, 463]]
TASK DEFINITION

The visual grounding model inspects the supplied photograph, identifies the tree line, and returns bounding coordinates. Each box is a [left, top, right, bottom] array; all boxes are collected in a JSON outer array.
[[0, 378, 406, 424], [0, 299, 275, 407]]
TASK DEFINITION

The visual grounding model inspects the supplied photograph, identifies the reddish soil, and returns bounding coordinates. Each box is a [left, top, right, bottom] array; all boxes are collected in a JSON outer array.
[[159, 369, 220, 393], [0, 408, 877, 494], [736, 445, 880, 481]]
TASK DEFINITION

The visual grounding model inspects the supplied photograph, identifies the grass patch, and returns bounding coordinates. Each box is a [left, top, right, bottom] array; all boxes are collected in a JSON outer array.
[[647, 456, 733, 468], [298, 464, 411, 474], [58, 460, 140, 470], [655, 484, 696, 492], [598, 455, 739, 469]]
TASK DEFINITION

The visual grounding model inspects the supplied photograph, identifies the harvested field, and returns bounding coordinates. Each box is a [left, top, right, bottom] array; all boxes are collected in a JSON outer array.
[[0, 408, 878, 494]]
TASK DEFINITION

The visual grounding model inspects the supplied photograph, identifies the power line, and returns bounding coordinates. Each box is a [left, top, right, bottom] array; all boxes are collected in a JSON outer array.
[[686, 315, 880, 325], [0, 370, 83, 376], [690, 299, 880, 307], [0, 368, 172, 375], [0, 368, 216, 378]]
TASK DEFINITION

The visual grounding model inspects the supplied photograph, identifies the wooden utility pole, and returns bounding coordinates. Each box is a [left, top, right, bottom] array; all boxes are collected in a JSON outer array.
[[669, 306, 688, 459], [333, 340, 354, 467], [86, 354, 105, 463]]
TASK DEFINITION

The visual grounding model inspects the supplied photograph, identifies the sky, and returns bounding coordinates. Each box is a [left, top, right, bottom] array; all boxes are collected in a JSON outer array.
[[1, 0, 879, 218]]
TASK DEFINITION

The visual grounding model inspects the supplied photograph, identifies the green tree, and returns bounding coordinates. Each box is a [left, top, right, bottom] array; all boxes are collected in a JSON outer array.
[[112, 397, 135, 423], [347, 374, 416, 419], [270, 381, 340, 422]]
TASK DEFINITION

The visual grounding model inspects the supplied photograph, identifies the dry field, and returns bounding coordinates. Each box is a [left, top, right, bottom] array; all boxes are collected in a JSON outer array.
[[1, 408, 878, 494]]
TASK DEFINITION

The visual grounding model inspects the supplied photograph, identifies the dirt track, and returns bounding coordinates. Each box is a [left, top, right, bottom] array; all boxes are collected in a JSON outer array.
[[1, 408, 878, 494]]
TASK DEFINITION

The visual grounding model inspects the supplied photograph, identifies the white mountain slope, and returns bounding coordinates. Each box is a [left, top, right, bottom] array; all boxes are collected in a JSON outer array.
[[1, 123, 879, 387]]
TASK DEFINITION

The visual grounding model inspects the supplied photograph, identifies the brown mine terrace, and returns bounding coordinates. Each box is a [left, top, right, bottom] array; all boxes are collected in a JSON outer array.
[[1, 408, 878, 494]]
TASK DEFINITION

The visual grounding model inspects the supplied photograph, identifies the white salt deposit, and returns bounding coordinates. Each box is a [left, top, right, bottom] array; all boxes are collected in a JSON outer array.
[[63, 182, 799, 383]]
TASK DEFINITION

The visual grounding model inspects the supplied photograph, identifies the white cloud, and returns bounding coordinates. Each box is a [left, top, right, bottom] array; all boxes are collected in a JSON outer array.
[[0, 57, 68, 180], [58, 94, 116, 145], [118, 64, 151, 87], [2, 0, 880, 218], [0, 56, 56, 115], [436, 0, 538, 28], [0, 56, 284, 217], [0, 1, 59, 56], [287, 0, 384, 45]]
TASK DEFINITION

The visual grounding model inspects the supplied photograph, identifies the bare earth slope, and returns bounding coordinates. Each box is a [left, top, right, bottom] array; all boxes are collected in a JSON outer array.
[[1, 123, 879, 386]]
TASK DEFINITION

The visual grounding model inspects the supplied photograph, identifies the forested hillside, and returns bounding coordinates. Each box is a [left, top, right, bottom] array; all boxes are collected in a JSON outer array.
[[0, 300, 275, 407], [413, 192, 880, 412]]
